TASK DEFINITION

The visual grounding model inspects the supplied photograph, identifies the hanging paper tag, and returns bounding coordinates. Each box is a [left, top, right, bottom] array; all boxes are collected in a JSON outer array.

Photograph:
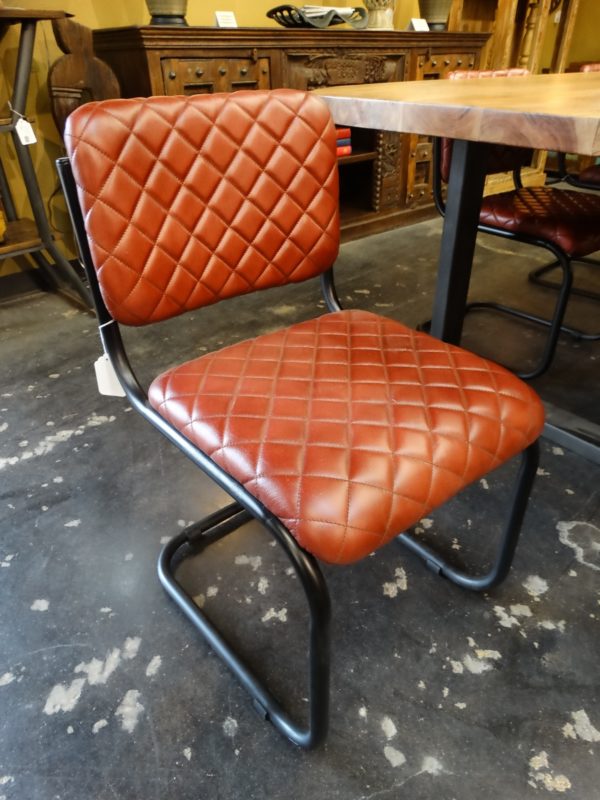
[[215, 10, 238, 27], [15, 117, 37, 145], [408, 18, 429, 31], [94, 354, 125, 397]]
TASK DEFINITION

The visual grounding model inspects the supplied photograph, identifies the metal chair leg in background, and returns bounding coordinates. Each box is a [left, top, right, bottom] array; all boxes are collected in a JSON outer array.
[[398, 442, 539, 591], [528, 257, 600, 340]]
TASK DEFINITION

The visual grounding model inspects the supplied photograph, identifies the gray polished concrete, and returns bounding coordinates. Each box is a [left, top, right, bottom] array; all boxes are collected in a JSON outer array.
[[0, 218, 599, 799]]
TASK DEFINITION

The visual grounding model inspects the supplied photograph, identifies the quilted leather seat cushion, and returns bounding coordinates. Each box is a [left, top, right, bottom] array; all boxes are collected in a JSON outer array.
[[149, 310, 544, 565], [479, 186, 600, 257], [64, 90, 340, 326]]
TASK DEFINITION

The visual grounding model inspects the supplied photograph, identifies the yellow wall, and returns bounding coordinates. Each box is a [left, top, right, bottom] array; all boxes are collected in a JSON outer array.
[[569, 0, 600, 64], [541, 0, 600, 71], [0, 1, 147, 275]]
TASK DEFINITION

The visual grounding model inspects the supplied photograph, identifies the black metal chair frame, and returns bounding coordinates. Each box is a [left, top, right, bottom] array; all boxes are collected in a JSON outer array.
[[529, 153, 600, 314], [432, 138, 600, 378], [528, 255, 600, 320], [555, 151, 600, 192], [57, 154, 540, 749]]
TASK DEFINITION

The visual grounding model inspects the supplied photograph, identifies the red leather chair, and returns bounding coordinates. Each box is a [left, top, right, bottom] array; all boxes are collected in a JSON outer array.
[[531, 63, 600, 306], [57, 89, 543, 747], [434, 69, 600, 378]]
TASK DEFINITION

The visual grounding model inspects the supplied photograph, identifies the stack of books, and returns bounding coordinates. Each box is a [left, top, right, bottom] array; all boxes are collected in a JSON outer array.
[[335, 126, 352, 157]]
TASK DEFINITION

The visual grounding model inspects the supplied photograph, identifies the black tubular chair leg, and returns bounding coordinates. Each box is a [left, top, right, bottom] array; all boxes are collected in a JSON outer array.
[[529, 257, 600, 301], [157, 501, 331, 750], [528, 258, 600, 339], [469, 300, 600, 343], [463, 244, 573, 380], [397, 441, 539, 591]]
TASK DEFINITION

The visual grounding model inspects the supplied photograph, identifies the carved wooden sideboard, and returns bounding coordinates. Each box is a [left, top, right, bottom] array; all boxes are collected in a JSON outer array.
[[93, 27, 488, 240]]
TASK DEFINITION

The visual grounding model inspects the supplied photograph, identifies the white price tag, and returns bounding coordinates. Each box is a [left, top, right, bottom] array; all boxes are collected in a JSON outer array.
[[15, 117, 37, 146], [408, 17, 430, 31], [94, 354, 125, 397], [215, 10, 238, 27]]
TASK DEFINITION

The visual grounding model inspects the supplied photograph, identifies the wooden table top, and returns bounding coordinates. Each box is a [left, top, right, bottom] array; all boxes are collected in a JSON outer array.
[[314, 72, 600, 156]]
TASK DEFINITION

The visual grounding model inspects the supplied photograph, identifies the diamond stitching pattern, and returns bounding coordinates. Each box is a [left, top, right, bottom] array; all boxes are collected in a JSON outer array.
[[65, 90, 340, 325], [149, 311, 545, 565]]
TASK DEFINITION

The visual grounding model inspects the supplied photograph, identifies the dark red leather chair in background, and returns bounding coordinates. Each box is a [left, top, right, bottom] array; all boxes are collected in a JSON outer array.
[[57, 89, 544, 747], [433, 69, 600, 379], [530, 63, 600, 306]]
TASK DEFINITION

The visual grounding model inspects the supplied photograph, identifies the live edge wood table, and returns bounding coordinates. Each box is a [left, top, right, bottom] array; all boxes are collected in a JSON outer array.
[[314, 72, 600, 463]]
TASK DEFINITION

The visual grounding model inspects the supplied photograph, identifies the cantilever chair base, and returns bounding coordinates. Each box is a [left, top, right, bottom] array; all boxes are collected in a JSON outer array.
[[157, 502, 331, 749], [158, 440, 538, 747]]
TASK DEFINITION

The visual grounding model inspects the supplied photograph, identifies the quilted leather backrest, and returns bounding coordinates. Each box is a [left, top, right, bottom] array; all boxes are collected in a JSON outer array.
[[64, 89, 340, 325], [439, 69, 534, 184]]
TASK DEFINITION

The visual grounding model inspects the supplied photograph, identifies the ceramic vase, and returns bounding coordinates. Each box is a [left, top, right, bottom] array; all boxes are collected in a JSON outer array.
[[363, 0, 395, 31], [145, 0, 188, 25]]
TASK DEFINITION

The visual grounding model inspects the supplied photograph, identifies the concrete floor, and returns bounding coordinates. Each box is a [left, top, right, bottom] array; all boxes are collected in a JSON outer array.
[[0, 218, 599, 799]]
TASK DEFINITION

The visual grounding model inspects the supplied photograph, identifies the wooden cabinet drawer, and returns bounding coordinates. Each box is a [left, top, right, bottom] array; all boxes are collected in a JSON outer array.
[[406, 52, 477, 207], [416, 51, 477, 80], [161, 57, 271, 95]]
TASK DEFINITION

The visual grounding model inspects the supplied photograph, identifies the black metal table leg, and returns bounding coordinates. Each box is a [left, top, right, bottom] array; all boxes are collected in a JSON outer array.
[[430, 138, 489, 344]]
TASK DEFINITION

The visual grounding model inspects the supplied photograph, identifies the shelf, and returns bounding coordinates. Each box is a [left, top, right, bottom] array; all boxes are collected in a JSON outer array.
[[337, 150, 378, 165], [0, 218, 42, 257], [0, 10, 71, 22]]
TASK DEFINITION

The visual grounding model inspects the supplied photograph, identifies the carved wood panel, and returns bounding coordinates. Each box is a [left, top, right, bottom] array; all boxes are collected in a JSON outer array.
[[285, 51, 405, 90], [373, 131, 405, 211]]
